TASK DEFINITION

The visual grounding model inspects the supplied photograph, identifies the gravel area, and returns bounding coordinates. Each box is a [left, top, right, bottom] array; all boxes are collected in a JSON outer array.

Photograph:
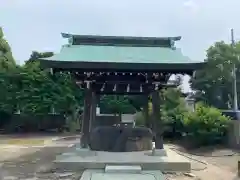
[[0, 140, 238, 180], [164, 144, 238, 180], [0, 146, 83, 180], [0, 137, 83, 180]]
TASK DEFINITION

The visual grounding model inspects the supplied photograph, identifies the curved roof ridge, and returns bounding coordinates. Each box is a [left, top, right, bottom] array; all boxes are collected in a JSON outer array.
[[61, 33, 181, 41]]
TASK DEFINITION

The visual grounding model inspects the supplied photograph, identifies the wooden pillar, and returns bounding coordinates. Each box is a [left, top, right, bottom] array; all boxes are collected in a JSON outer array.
[[143, 95, 150, 128], [90, 91, 97, 131], [238, 161, 240, 177], [152, 91, 164, 149], [80, 88, 92, 148]]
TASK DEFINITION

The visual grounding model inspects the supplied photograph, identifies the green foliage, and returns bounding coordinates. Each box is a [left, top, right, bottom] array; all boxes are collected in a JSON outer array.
[[134, 88, 230, 147], [19, 51, 83, 115], [135, 112, 145, 126], [190, 41, 240, 109], [161, 88, 187, 138], [0, 50, 84, 133], [0, 27, 16, 69], [100, 95, 136, 114], [0, 27, 3, 38], [183, 102, 231, 147], [65, 115, 81, 132], [134, 88, 187, 137], [127, 95, 147, 111], [0, 67, 21, 112]]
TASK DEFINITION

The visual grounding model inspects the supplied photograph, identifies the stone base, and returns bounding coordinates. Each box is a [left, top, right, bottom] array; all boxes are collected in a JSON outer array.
[[79, 168, 165, 180], [54, 145, 190, 172], [144, 149, 167, 156]]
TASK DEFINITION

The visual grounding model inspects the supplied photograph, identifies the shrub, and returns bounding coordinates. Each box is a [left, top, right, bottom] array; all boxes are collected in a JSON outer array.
[[161, 105, 186, 139], [135, 88, 187, 138], [135, 112, 145, 126], [183, 102, 231, 147], [161, 88, 187, 139]]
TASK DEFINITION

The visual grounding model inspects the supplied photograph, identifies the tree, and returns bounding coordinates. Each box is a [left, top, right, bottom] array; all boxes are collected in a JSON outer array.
[[100, 95, 136, 115], [0, 27, 17, 113], [127, 95, 147, 111], [190, 41, 240, 109], [160, 88, 187, 137], [0, 27, 15, 70], [16, 51, 83, 115], [0, 67, 21, 113]]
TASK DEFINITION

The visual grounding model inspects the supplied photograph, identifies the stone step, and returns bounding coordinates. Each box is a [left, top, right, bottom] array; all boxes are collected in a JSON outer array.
[[79, 169, 165, 180]]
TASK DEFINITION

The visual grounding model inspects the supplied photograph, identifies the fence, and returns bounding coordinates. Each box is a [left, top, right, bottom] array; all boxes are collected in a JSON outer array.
[[0, 112, 66, 133]]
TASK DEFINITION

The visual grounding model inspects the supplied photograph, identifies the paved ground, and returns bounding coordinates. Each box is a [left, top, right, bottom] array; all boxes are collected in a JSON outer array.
[[164, 144, 239, 180], [0, 137, 239, 180], [0, 136, 83, 180]]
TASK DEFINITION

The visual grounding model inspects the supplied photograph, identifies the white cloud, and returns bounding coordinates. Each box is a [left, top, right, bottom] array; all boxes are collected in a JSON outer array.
[[183, 0, 196, 7], [183, 0, 199, 13], [0, 0, 28, 9]]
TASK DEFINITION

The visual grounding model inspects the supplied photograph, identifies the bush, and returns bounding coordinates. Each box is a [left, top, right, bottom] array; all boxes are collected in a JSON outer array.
[[183, 102, 231, 147], [65, 115, 81, 132], [1, 114, 67, 133], [135, 112, 145, 126], [161, 88, 187, 139], [162, 105, 186, 139], [135, 88, 187, 137]]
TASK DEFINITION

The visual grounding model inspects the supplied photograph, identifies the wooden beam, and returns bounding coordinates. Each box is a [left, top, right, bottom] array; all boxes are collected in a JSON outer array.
[[77, 80, 175, 94], [93, 83, 162, 93], [53, 68, 194, 75], [72, 71, 171, 83], [90, 91, 97, 131], [95, 91, 151, 95]]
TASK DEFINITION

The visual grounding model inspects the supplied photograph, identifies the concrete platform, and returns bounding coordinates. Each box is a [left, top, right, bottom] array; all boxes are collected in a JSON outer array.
[[54, 145, 191, 172], [80, 167, 165, 180]]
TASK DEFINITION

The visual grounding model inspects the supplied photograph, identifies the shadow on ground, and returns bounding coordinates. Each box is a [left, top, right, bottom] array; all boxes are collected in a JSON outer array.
[[167, 143, 240, 173], [0, 138, 82, 180]]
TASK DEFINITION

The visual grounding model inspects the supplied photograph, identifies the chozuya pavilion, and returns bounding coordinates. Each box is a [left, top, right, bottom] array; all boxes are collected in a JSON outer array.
[[39, 33, 204, 174]]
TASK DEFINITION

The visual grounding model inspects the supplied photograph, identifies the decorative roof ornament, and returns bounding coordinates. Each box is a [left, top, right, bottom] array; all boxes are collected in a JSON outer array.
[[170, 40, 176, 50], [68, 36, 73, 45], [61, 33, 73, 45], [61, 33, 72, 39]]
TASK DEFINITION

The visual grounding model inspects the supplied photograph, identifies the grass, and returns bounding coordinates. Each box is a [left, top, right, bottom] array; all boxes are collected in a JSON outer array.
[[4, 138, 48, 145]]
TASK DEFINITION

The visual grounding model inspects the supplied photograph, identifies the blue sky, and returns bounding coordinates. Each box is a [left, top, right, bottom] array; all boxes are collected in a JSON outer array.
[[1, 0, 240, 92]]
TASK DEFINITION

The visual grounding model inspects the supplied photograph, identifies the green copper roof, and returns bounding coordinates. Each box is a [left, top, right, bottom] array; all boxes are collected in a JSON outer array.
[[61, 33, 181, 47], [44, 45, 193, 64], [39, 34, 204, 71]]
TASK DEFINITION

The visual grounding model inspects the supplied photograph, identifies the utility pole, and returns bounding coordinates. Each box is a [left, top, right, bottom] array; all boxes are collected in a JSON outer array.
[[231, 28, 238, 112]]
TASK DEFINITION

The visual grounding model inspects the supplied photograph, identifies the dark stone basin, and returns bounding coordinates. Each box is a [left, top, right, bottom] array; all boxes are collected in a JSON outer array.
[[89, 126, 153, 152]]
